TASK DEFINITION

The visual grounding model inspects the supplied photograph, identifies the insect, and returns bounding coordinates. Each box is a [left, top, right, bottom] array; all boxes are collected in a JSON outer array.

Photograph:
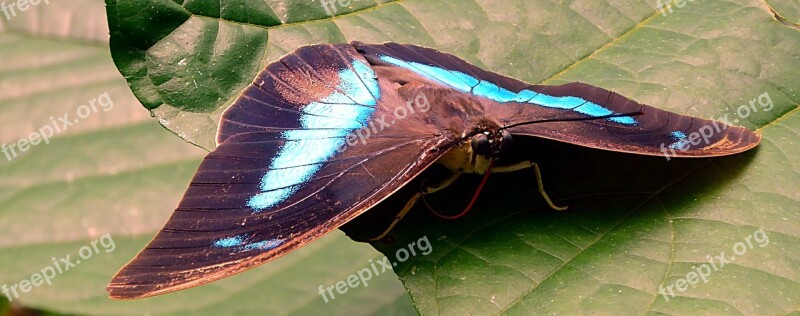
[[107, 42, 760, 299]]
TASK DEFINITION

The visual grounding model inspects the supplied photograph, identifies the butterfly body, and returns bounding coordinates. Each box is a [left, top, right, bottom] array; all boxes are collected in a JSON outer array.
[[388, 81, 514, 174], [108, 42, 760, 299], [437, 141, 494, 174]]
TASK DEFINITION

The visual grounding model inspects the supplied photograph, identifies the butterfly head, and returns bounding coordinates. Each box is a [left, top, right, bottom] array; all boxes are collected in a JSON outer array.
[[470, 129, 513, 158]]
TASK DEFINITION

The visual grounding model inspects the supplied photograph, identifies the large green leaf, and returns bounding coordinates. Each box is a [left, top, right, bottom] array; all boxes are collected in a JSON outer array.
[[105, 0, 800, 314], [767, 0, 800, 26], [0, 0, 414, 315]]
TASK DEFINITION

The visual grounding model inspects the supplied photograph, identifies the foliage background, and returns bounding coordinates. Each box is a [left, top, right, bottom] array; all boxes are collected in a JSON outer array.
[[0, 0, 798, 315]]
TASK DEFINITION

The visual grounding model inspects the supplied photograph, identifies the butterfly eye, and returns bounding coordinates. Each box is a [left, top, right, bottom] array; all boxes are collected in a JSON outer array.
[[499, 130, 513, 154], [471, 133, 492, 157]]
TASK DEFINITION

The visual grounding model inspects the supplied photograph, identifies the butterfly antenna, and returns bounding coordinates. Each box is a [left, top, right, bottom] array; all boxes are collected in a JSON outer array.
[[500, 111, 645, 130]]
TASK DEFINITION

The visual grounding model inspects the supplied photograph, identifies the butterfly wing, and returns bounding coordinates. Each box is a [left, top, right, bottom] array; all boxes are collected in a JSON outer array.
[[107, 44, 452, 299], [354, 42, 761, 157]]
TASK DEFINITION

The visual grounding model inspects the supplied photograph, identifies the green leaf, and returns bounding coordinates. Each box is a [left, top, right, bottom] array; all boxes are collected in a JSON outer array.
[[767, 0, 800, 26], [0, 0, 414, 315], [105, 0, 800, 314]]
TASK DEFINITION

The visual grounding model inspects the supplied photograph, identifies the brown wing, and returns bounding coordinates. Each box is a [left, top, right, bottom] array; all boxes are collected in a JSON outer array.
[[107, 43, 453, 299], [354, 42, 760, 158]]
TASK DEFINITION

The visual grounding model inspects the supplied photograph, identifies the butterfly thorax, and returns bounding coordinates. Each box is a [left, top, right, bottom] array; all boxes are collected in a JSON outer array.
[[395, 84, 512, 175], [438, 142, 493, 174]]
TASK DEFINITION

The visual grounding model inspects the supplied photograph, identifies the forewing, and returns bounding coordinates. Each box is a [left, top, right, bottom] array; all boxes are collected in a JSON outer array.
[[354, 42, 761, 157], [108, 44, 449, 299]]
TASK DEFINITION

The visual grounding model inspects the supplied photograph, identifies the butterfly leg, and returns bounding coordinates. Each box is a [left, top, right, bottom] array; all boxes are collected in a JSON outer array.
[[492, 161, 568, 211], [369, 171, 464, 241], [531, 162, 568, 211], [422, 170, 464, 194], [491, 160, 537, 173]]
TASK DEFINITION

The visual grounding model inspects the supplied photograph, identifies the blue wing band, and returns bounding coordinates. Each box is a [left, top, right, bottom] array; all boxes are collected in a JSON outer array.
[[247, 59, 380, 211], [378, 55, 637, 125]]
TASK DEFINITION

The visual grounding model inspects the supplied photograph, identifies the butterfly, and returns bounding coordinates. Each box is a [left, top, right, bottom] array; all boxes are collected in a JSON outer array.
[[107, 42, 760, 299]]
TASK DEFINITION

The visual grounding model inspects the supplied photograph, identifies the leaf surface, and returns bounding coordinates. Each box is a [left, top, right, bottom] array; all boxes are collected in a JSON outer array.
[[104, 0, 800, 314]]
